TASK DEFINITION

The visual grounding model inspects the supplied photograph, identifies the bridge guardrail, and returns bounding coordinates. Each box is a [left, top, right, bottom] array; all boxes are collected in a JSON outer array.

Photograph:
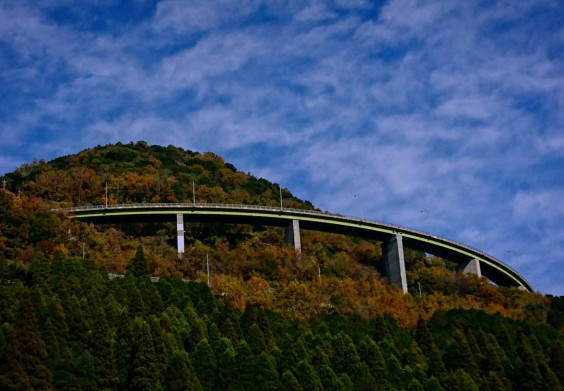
[[61, 203, 489, 258]]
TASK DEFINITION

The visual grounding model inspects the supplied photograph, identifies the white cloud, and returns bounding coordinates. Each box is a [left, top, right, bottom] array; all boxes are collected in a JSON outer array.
[[1, 0, 563, 294]]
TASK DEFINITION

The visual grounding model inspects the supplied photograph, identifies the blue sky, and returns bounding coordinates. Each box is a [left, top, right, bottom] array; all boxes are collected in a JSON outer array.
[[1, 0, 563, 295]]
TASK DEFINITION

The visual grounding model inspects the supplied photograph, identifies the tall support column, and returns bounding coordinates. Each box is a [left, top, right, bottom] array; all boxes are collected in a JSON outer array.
[[285, 219, 301, 254], [177, 214, 184, 255], [383, 234, 408, 293], [459, 258, 481, 278]]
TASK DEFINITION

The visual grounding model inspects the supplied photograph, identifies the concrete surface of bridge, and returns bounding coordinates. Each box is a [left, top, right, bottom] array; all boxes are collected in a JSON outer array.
[[62, 203, 533, 293]]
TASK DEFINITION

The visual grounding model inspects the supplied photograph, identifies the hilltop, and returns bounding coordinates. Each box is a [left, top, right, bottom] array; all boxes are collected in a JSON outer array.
[[1, 142, 563, 390]]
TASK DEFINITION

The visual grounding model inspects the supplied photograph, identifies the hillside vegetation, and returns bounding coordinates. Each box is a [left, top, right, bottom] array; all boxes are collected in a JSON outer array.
[[1, 142, 563, 390]]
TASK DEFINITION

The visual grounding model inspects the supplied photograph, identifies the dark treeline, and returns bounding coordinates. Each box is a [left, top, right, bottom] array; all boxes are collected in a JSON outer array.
[[1, 249, 563, 391]]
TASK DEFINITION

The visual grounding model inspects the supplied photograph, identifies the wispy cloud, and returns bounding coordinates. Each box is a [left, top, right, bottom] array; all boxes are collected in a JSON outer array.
[[1, 0, 563, 294]]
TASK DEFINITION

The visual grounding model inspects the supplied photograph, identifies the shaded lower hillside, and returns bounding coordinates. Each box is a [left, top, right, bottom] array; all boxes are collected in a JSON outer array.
[[0, 252, 563, 391]]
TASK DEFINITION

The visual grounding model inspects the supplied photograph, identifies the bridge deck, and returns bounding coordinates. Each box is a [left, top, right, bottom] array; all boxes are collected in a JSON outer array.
[[62, 203, 532, 291]]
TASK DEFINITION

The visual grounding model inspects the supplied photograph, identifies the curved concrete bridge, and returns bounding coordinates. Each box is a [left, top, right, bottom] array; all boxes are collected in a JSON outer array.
[[62, 203, 533, 293]]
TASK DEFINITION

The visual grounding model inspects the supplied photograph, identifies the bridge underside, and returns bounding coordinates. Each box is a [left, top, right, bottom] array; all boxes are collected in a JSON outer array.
[[72, 208, 531, 292]]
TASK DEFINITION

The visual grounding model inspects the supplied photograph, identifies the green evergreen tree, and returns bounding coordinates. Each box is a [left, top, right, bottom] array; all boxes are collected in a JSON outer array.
[[349, 361, 377, 391], [453, 329, 480, 380], [294, 360, 323, 391], [550, 341, 564, 384], [411, 364, 426, 384], [30, 287, 48, 325], [248, 323, 267, 354], [278, 335, 300, 374], [415, 318, 434, 355], [386, 354, 407, 390], [424, 376, 443, 391], [233, 340, 258, 390], [450, 369, 479, 391], [188, 317, 207, 351], [318, 364, 344, 391], [483, 340, 505, 375], [408, 378, 424, 391], [0, 292, 53, 390], [164, 350, 202, 391], [47, 294, 69, 346], [331, 332, 360, 375], [130, 287, 148, 317], [540, 363, 563, 391], [114, 310, 133, 389], [28, 251, 52, 288], [427, 342, 447, 380], [221, 317, 239, 344], [127, 245, 150, 278], [280, 370, 303, 391], [192, 339, 217, 391], [40, 317, 57, 352], [255, 307, 274, 347], [407, 340, 426, 369], [466, 330, 482, 360], [150, 316, 172, 381], [207, 322, 221, 344], [90, 308, 119, 390], [517, 334, 543, 391], [485, 371, 505, 391], [130, 318, 161, 390], [358, 338, 387, 382], [339, 373, 353, 391], [68, 294, 89, 349], [373, 315, 391, 341], [143, 286, 164, 315], [252, 352, 280, 391], [214, 338, 237, 390]]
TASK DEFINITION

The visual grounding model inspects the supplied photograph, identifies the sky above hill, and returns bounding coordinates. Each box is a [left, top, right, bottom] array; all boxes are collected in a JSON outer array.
[[1, 0, 563, 294]]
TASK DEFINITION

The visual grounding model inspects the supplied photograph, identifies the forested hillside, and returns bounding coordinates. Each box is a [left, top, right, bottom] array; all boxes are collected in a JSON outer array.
[[1, 142, 563, 390], [1, 251, 563, 390]]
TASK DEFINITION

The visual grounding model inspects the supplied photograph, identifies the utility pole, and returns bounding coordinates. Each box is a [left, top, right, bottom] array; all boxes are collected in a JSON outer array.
[[279, 186, 283, 209], [82, 243, 86, 259], [192, 180, 196, 206], [418, 281, 422, 297], [105, 182, 108, 208], [2, 179, 5, 189]]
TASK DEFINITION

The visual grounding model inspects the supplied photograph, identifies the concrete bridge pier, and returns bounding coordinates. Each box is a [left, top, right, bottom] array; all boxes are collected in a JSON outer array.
[[285, 219, 301, 254], [458, 258, 482, 278], [177, 214, 185, 255], [383, 234, 408, 293]]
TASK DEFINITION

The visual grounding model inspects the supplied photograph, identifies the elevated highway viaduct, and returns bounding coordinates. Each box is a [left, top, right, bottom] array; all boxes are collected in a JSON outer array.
[[63, 203, 533, 293]]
